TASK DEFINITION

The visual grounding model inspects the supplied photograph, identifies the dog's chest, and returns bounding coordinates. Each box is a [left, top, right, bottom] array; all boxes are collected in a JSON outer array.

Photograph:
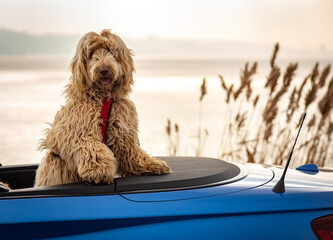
[[59, 102, 105, 138]]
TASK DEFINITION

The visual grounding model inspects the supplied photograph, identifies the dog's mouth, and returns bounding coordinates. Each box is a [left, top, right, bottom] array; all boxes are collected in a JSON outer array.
[[100, 77, 111, 86]]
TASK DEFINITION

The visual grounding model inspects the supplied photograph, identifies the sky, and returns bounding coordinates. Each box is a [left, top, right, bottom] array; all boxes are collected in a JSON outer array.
[[0, 0, 333, 51]]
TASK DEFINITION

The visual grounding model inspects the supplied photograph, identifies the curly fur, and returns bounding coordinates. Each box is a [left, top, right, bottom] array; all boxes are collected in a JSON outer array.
[[35, 29, 171, 187]]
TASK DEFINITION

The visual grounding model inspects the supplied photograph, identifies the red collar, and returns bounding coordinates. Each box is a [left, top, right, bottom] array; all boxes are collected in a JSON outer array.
[[100, 98, 114, 143]]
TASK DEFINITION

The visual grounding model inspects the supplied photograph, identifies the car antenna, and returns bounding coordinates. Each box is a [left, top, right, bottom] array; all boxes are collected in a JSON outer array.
[[272, 113, 306, 193]]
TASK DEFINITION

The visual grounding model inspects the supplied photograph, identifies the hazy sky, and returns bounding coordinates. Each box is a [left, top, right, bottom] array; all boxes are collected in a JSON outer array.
[[1, 0, 333, 50]]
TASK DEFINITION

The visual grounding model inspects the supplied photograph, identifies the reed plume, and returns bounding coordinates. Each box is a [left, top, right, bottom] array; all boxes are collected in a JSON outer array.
[[235, 111, 247, 131], [265, 42, 281, 95], [219, 75, 227, 91], [318, 76, 333, 118], [296, 75, 309, 108], [226, 84, 233, 103], [282, 63, 298, 88], [266, 67, 281, 94], [166, 119, 171, 137], [304, 84, 318, 110], [197, 78, 208, 156], [310, 63, 319, 84], [286, 86, 298, 123], [303, 63, 322, 111], [234, 62, 257, 100], [270, 42, 279, 68], [165, 119, 180, 156], [319, 64, 331, 88], [253, 95, 259, 108], [199, 78, 207, 101]]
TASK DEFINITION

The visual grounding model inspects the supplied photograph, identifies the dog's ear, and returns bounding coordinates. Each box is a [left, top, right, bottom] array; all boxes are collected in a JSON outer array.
[[70, 34, 90, 88], [111, 33, 135, 94], [67, 32, 97, 99]]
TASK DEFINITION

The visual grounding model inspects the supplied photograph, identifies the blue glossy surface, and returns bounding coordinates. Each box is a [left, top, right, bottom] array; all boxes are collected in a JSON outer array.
[[296, 163, 319, 173], [0, 163, 332, 239]]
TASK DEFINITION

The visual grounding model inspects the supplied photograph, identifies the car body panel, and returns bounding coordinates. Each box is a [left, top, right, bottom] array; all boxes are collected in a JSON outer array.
[[0, 159, 332, 240], [1, 185, 332, 239]]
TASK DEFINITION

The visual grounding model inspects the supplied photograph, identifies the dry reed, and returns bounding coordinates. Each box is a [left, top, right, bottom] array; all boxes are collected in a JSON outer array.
[[196, 78, 208, 156], [199, 78, 207, 101], [165, 119, 180, 156], [165, 43, 333, 168]]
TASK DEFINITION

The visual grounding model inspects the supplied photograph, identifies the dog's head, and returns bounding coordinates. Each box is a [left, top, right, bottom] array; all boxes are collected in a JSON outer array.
[[66, 29, 135, 101]]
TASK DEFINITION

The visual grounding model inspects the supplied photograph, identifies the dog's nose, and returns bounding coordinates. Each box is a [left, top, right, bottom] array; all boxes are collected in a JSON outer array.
[[99, 67, 109, 76]]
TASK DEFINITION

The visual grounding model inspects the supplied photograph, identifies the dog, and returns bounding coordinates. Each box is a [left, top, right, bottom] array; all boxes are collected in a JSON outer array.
[[34, 29, 171, 187]]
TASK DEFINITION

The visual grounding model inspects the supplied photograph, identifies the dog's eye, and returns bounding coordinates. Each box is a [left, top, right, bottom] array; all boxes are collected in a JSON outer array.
[[90, 54, 99, 61], [111, 51, 119, 61]]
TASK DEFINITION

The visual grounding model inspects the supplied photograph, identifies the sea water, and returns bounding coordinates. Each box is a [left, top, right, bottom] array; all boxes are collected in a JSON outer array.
[[0, 56, 331, 165]]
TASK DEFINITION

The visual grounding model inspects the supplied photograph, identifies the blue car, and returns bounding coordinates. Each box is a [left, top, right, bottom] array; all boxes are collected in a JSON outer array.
[[0, 156, 332, 240]]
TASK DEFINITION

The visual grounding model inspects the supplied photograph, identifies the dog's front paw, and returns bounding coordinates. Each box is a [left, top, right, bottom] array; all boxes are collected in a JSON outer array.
[[77, 143, 118, 184], [144, 159, 171, 175], [80, 164, 115, 184], [78, 152, 117, 184]]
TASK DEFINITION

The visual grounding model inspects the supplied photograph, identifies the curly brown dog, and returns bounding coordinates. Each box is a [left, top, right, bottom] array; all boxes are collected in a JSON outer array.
[[34, 29, 171, 187]]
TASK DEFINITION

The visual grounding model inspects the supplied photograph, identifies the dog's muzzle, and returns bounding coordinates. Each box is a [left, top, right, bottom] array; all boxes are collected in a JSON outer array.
[[99, 67, 112, 85]]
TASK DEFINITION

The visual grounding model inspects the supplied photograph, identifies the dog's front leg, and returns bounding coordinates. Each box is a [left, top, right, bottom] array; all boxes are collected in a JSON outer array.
[[74, 140, 118, 184], [112, 135, 171, 177], [108, 99, 171, 176]]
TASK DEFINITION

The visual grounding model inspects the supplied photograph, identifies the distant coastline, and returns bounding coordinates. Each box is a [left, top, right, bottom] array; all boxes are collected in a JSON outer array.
[[0, 29, 332, 60]]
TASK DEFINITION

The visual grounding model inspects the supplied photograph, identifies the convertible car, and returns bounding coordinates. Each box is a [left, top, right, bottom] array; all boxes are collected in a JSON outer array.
[[0, 156, 332, 240]]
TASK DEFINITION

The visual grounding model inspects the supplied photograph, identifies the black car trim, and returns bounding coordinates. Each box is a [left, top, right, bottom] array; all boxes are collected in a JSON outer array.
[[0, 157, 244, 199]]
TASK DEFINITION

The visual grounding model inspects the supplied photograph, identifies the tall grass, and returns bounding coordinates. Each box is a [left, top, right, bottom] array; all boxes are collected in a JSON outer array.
[[166, 43, 333, 167]]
